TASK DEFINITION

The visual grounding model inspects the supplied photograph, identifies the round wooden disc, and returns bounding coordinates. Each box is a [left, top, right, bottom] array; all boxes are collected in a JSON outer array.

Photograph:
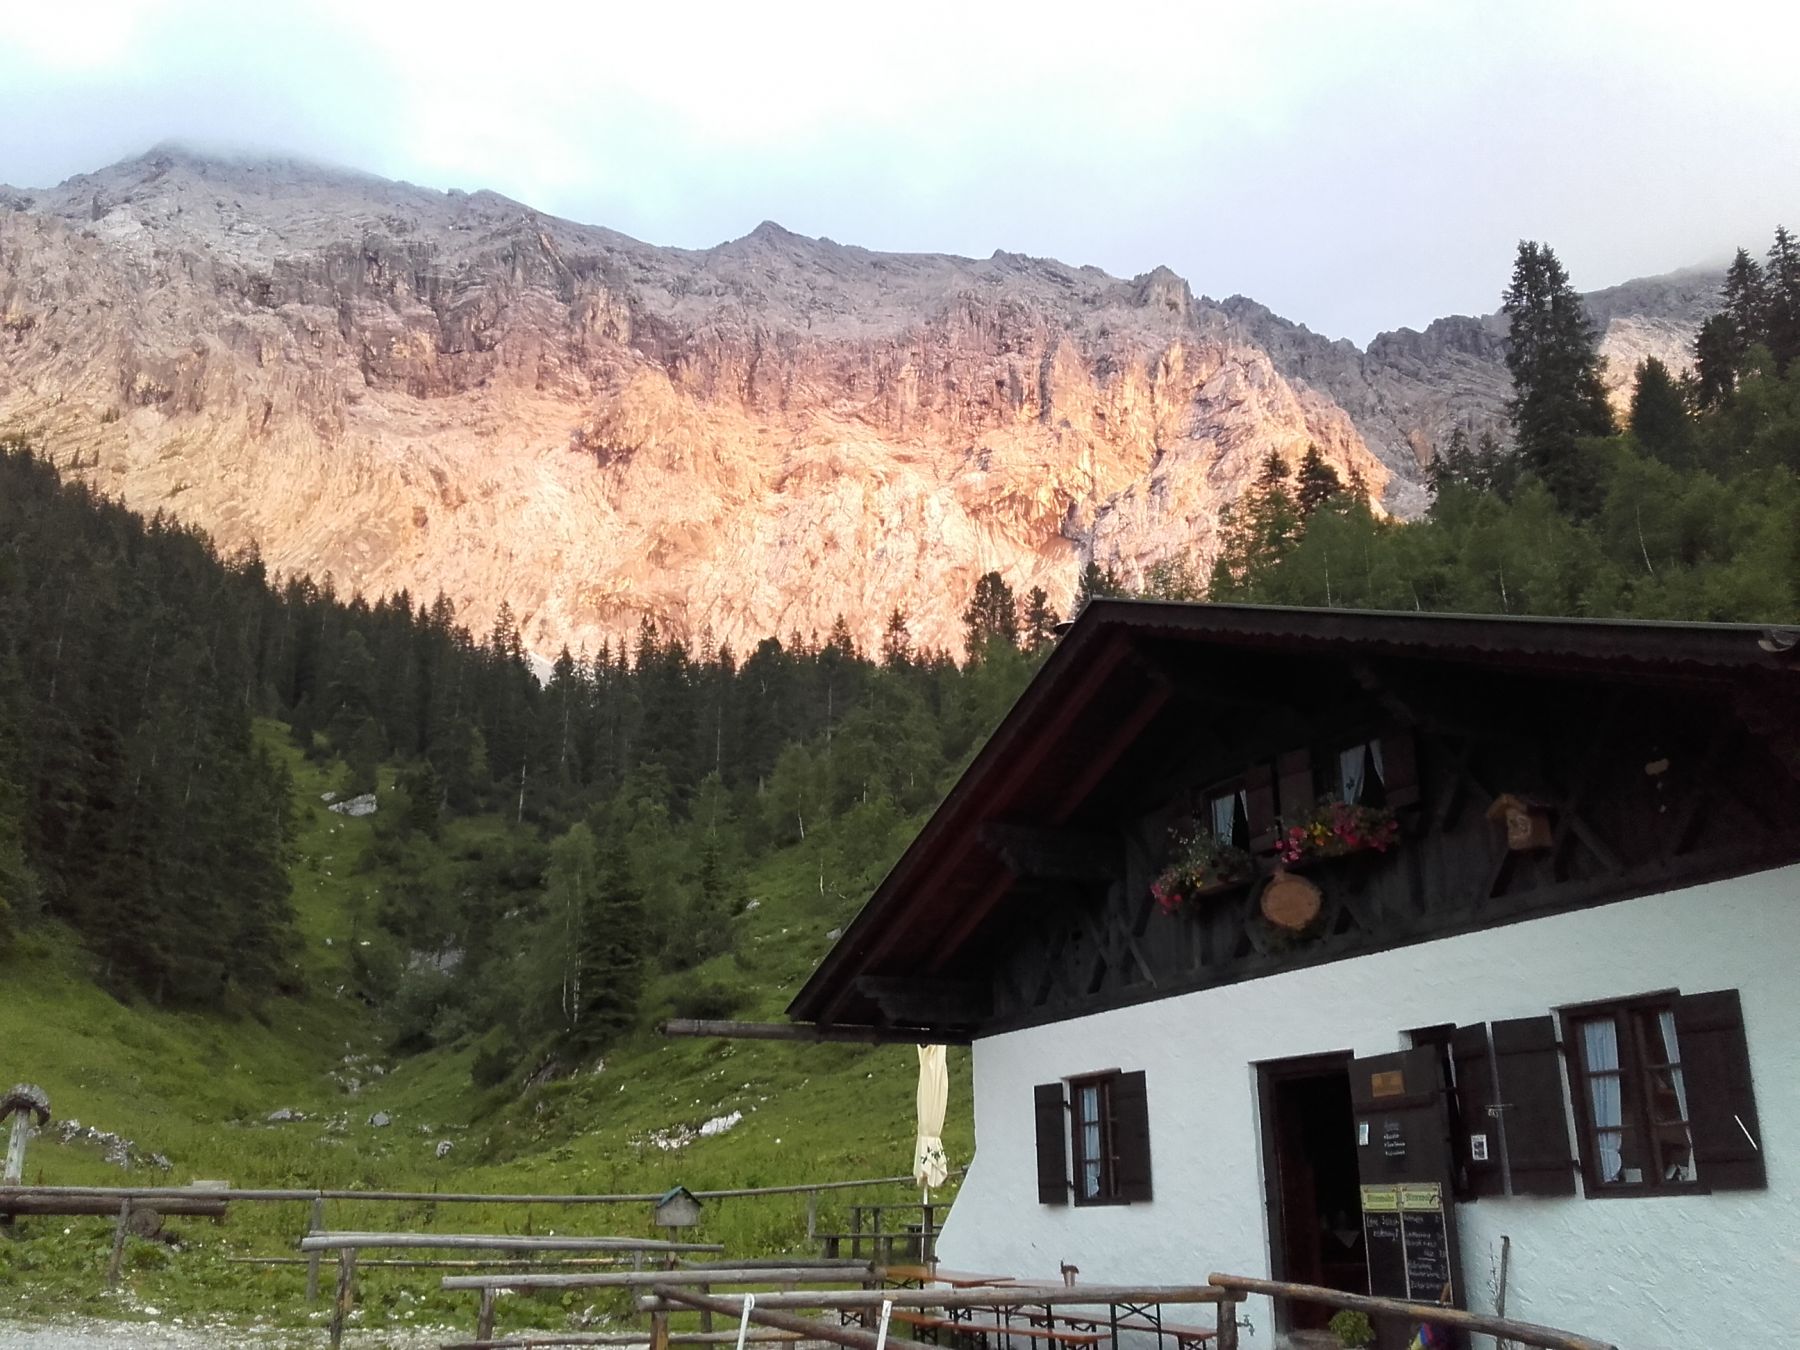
[[1261, 871, 1323, 932]]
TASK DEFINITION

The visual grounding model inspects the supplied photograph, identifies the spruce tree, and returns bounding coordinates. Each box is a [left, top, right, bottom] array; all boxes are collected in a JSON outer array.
[[1295, 444, 1343, 518], [1208, 452, 1302, 600], [1628, 357, 1694, 468], [961, 571, 1020, 658], [1693, 314, 1741, 409], [1072, 560, 1125, 616], [880, 608, 913, 670], [1722, 246, 1769, 355], [1501, 241, 1615, 516], [1021, 587, 1059, 655], [1428, 427, 1474, 500], [1765, 226, 1800, 371]]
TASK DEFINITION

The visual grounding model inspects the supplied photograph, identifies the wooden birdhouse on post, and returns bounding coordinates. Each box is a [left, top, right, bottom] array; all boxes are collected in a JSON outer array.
[[1487, 793, 1554, 851], [1, 1084, 51, 1185], [653, 1185, 702, 1231]]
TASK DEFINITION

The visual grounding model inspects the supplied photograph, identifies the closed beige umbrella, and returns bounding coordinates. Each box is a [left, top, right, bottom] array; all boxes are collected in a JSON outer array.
[[913, 1044, 949, 1193]]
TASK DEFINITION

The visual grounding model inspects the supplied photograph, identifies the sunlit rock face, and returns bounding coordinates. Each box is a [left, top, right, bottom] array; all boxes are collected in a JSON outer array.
[[0, 149, 1711, 657]]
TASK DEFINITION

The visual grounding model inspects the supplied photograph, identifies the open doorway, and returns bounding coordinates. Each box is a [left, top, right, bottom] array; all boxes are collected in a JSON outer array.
[[1258, 1053, 1368, 1332]]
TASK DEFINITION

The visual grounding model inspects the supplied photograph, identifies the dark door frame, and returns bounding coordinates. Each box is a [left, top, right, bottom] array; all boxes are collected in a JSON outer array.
[[1255, 1049, 1356, 1331]]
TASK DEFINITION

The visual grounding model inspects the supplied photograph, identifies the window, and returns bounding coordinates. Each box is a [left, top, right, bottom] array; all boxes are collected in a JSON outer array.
[[1031, 1071, 1153, 1207], [1071, 1075, 1115, 1202], [1568, 998, 1696, 1191], [1207, 785, 1249, 849], [1335, 739, 1386, 806]]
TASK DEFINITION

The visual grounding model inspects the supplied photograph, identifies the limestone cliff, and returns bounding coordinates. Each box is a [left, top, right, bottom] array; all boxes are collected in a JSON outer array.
[[0, 148, 1711, 657]]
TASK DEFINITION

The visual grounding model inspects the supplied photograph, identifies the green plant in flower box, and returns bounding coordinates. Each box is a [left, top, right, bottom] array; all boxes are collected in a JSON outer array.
[[1151, 826, 1253, 914]]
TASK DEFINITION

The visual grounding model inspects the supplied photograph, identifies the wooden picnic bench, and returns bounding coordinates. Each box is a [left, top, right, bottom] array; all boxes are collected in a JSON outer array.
[[894, 1309, 1105, 1349], [303, 1231, 725, 1349]]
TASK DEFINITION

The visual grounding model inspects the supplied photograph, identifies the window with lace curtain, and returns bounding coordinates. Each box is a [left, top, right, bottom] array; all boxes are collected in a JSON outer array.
[[1334, 739, 1387, 807], [1567, 998, 1698, 1192], [1206, 783, 1249, 849]]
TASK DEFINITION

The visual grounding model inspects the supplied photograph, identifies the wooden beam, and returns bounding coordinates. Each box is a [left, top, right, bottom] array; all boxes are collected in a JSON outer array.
[[443, 1267, 877, 1292], [1206, 1274, 1616, 1350], [639, 1285, 1230, 1313], [853, 976, 990, 1026], [1050, 679, 1174, 822], [658, 1019, 970, 1046], [814, 633, 1137, 1019], [979, 823, 1123, 884], [925, 869, 1017, 976]]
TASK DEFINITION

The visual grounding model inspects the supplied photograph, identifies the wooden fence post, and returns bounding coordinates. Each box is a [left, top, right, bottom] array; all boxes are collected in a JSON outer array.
[[104, 1199, 132, 1287], [1, 1085, 50, 1186], [476, 1288, 497, 1339], [304, 1196, 325, 1304], [805, 1190, 819, 1243], [330, 1247, 357, 1350], [1215, 1295, 1239, 1350]]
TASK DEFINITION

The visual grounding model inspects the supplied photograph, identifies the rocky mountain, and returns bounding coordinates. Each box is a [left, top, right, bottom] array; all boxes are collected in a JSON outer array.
[[0, 147, 1718, 658]]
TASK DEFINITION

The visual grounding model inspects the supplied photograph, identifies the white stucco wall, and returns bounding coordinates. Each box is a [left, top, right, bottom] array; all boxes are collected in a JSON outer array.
[[937, 865, 1800, 1349]]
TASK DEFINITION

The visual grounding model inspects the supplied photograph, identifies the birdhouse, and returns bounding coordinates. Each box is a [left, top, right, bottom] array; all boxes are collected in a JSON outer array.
[[653, 1185, 703, 1229], [1486, 794, 1554, 851]]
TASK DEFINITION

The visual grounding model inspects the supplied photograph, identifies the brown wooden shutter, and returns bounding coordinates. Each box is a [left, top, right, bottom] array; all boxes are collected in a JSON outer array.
[[1033, 1082, 1069, 1206], [1450, 1023, 1503, 1198], [1276, 749, 1314, 819], [1491, 1016, 1576, 1196], [1674, 989, 1766, 1191], [1379, 730, 1420, 808], [1111, 1071, 1153, 1203], [1245, 762, 1276, 850]]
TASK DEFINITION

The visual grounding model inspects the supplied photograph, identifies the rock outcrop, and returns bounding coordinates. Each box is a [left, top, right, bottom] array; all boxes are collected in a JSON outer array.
[[0, 147, 1713, 657]]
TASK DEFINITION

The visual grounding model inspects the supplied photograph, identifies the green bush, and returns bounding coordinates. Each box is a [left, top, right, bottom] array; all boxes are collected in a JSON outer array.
[[470, 1027, 517, 1088], [1329, 1310, 1375, 1348]]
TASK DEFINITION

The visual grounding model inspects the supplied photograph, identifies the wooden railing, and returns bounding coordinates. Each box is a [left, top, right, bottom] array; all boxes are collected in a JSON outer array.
[[1206, 1274, 1620, 1350]]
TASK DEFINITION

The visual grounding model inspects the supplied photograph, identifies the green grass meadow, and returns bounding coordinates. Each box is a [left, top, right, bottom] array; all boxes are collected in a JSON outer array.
[[0, 728, 971, 1339]]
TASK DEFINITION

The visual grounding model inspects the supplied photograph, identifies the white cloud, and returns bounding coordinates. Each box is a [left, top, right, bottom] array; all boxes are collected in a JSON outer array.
[[3, 0, 1798, 339]]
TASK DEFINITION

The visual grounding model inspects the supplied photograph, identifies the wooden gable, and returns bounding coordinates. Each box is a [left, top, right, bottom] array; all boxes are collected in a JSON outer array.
[[787, 603, 1800, 1039]]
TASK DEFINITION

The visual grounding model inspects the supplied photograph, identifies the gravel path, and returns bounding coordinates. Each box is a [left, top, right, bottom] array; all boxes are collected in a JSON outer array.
[[0, 1319, 455, 1349]]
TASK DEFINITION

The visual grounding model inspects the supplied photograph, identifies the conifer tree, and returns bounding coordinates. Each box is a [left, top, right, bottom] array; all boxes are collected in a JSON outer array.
[[880, 608, 913, 670], [1072, 560, 1125, 617], [1208, 452, 1302, 599], [1628, 357, 1694, 468], [1765, 226, 1800, 372], [1021, 587, 1059, 655], [1295, 444, 1343, 518], [1428, 427, 1475, 500], [1502, 241, 1615, 516], [962, 571, 1020, 658], [1694, 314, 1741, 409]]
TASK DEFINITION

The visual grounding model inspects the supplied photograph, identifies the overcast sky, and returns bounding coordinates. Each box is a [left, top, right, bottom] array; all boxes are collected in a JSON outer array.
[[4, 0, 1797, 342]]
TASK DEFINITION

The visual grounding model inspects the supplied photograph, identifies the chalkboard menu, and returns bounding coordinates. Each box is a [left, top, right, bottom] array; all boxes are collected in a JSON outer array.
[[1360, 1183, 1453, 1303], [1360, 1186, 1406, 1296]]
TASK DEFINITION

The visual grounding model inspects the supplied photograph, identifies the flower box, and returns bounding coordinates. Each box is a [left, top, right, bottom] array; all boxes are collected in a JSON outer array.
[[1274, 800, 1400, 866], [1151, 827, 1254, 916]]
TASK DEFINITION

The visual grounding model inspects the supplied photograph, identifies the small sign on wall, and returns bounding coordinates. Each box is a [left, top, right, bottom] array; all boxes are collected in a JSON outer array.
[[1470, 1133, 1489, 1162]]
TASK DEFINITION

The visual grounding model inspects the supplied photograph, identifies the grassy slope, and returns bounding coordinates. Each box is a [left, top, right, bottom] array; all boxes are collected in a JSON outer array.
[[0, 725, 971, 1338]]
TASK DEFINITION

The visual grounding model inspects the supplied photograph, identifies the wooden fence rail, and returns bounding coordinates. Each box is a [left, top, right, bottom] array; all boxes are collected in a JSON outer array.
[[1206, 1274, 1619, 1350], [0, 1171, 956, 1207]]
